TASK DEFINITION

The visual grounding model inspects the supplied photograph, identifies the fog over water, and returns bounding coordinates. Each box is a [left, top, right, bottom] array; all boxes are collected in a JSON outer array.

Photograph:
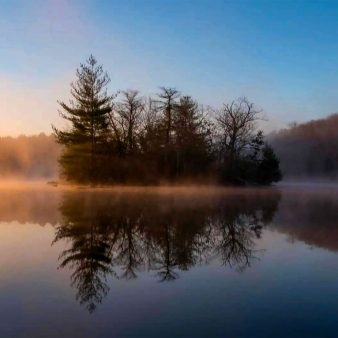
[[1, 184, 338, 337]]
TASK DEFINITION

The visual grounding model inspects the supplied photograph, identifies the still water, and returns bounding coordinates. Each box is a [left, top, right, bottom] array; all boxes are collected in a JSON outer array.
[[1, 185, 338, 337]]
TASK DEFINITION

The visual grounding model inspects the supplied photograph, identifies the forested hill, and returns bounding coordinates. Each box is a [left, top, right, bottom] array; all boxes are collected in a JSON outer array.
[[0, 133, 61, 179], [269, 113, 338, 180]]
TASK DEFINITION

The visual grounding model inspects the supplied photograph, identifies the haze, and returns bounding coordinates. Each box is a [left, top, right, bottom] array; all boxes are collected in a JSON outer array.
[[3, 3, 338, 336]]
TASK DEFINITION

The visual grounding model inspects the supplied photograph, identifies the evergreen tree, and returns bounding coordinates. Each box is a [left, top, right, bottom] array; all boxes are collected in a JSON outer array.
[[52, 55, 115, 184], [50, 55, 282, 186], [173, 96, 212, 178], [52, 193, 117, 313], [256, 144, 283, 185], [156, 87, 180, 171]]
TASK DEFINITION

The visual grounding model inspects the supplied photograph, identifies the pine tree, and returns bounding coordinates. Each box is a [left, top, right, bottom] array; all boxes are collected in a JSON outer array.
[[52, 194, 116, 313], [52, 55, 115, 184], [256, 144, 283, 185], [156, 87, 180, 167], [173, 96, 211, 177]]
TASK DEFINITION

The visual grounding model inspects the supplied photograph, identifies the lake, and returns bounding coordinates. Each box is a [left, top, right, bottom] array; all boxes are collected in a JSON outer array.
[[1, 185, 338, 337]]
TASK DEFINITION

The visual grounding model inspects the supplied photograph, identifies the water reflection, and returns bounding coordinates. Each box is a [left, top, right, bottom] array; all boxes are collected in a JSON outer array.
[[0, 188, 61, 225], [274, 189, 338, 251], [52, 190, 281, 312]]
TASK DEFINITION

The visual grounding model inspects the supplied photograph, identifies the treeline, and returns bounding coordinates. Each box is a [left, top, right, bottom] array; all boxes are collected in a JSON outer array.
[[0, 133, 61, 179], [53, 55, 282, 186], [269, 114, 338, 180]]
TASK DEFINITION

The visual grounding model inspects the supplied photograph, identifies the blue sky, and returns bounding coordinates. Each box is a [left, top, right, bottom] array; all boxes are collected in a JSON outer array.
[[1, 0, 338, 136]]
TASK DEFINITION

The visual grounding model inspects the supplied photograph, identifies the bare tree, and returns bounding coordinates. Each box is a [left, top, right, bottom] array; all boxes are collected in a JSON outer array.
[[141, 97, 160, 131], [139, 96, 160, 153], [112, 90, 144, 153], [213, 97, 265, 178]]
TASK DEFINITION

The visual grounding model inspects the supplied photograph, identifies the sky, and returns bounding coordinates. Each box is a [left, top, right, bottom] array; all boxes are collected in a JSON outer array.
[[1, 0, 338, 136]]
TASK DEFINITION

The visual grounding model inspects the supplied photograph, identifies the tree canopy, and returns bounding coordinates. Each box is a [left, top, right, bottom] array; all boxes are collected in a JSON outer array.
[[52, 56, 282, 186]]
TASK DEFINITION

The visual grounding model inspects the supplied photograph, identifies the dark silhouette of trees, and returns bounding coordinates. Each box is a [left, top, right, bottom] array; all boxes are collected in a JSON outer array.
[[173, 96, 213, 179], [213, 97, 280, 185], [156, 87, 180, 168], [256, 144, 283, 185], [215, 98, 273, 183], [114, 90, 143, 154], [214, 97, 263, 176], [48, 56, 282, 185], [18, 55, 338, 183], [52, 55, 117, 184]]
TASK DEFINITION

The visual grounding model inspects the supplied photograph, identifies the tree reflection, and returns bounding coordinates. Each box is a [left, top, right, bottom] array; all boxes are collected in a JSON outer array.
[[212, 194, 275, 271], [52, 194, 118, 313], [53, 189, 281, 312], [111, 212, 145, 280], [153, 220, 179, 282]]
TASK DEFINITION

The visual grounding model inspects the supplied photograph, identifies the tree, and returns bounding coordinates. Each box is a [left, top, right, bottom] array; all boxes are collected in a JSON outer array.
[[215, 97, 263, 156], [51, 190, 281, 311], [214, 97, 266, 184], [256, 144, 283, 185], [52, 193, 117, 313], [114, 90, 144, 154], [213, 192, 281, 271], [50, 55, 282, 186], [52, 55, 116, 184], [173, 96, 212, 178], [139, 96, 161, 154], [156, 87, 180, 166]]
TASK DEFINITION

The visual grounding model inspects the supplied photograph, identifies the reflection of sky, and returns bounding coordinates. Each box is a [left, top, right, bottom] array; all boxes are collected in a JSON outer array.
[[1, 221, 338, 337]]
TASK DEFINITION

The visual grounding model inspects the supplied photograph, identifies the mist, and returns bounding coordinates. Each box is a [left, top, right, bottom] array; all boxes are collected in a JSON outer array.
[[2, 107, 338, 185], [269, 113, 338, 182], [0, 133, 61, 181]]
